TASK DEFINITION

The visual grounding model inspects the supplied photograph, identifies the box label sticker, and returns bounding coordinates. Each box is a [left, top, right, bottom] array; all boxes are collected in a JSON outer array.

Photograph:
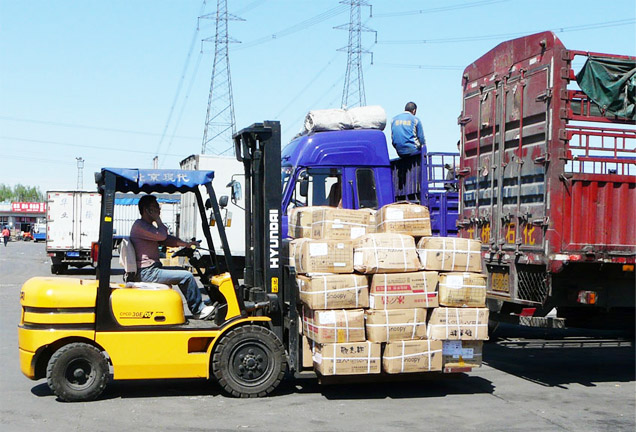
[[354, 251, 363, 266], [386, 208, 404, 221], [445, 275, 464, 289], [351, 227, 366, 239], [320, 310, 337, 324], [309, 243, 328, 256]]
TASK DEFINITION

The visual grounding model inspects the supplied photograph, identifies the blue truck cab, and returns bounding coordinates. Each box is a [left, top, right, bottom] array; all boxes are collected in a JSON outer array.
[[281, 128, 459, 237]]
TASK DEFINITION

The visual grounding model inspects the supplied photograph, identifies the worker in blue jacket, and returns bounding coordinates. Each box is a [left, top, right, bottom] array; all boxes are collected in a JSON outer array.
[[391, 102, 426, 157]]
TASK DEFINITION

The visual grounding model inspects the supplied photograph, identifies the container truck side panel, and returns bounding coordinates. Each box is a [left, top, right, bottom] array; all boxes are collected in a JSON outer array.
[[78, 193, 101, 250], [47, 192, 75, 250]]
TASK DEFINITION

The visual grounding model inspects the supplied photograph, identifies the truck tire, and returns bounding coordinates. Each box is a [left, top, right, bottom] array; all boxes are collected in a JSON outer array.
[[212, 325, 286, 398], [46, 343, 109, 402], [51, 264, 68, 275]]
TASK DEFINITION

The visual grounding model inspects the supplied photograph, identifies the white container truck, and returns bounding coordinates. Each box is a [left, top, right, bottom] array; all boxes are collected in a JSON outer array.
[[179, 154, 245, 269], [46, 191, 101, 274]]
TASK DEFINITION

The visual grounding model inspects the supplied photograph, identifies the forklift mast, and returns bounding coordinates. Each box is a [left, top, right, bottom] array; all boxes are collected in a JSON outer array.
[[233, 122, 283, 338]]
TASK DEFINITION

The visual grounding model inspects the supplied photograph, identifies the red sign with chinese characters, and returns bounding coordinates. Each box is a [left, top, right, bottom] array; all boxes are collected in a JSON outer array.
[[11, 202, 46, 213]]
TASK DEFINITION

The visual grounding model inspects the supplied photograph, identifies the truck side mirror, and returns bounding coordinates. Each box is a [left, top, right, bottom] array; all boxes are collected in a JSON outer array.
[[299, 178, 309, 198], [219, 195, 229, 209], [204, 198, 212, 209], [227, 180, 242, 203]]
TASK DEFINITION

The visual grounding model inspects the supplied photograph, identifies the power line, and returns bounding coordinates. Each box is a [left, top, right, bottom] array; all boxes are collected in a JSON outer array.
[[374, 0, 511, 18], [235, 5, 348, 50], [155, 0, 207, 158], [0, 116, 200, 141], [377, 63, 464, 70], [0, 136, 185, 157], [378, 19, 636, 45]]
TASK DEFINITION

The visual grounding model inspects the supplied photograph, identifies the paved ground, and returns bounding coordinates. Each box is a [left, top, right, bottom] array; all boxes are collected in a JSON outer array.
[[1, 241, 634, 431]]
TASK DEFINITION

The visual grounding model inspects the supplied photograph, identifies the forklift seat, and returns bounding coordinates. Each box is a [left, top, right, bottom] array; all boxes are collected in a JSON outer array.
[[118, 237, 140, 283]]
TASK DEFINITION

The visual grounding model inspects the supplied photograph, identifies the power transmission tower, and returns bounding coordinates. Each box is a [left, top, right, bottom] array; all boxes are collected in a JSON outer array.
[[200, 0, 244, 155], [76, 157, 84, 190], [336, 0, 376, 109]]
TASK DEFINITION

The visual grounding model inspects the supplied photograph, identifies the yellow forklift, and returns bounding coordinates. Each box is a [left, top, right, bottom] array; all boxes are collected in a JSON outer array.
[[18, 122, 294, 401]]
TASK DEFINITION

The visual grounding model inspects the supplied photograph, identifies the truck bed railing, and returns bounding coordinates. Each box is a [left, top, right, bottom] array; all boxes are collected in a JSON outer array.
[[564, 125, 636, 176], [426, 152, 460, 192]]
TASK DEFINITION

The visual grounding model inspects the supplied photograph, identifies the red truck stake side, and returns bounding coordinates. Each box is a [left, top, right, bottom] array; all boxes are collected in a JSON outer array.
[[457, 31, 635, 329]]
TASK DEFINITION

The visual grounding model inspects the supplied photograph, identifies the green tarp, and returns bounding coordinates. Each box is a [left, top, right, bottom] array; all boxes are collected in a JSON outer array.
[[576, 56, 636, 120]]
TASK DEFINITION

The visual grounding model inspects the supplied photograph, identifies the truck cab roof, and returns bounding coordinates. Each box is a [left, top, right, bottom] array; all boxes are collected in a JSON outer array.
[[281, 129, 390, 168]]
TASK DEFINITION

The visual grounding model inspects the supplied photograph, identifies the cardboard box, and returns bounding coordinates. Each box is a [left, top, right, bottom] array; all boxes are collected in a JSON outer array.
[[365, 308, 427, 342], [438, 273, 487, 307], [311, 207, 376, 240], [288, 206, 330, 238], [294, 239, 353, 274], [369, 271, 439, 309], [442, 340, 483, 368], [314, 341, 381, 375], [287, 238, 310, 268], [376, 203, 432, 237], [353, 233, 420, 274], [427, 307, 489, 340], [297, 274, 369, 309], [382, 340, 443, 373], [302, 336, 315, 369], [302, 308, 366, 343], [417, 237, 482, 272]]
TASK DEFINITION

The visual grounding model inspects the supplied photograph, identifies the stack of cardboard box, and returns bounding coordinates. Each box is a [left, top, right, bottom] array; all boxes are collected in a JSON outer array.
[[290, 203, 488, 376], [417, 236, 488, 369]]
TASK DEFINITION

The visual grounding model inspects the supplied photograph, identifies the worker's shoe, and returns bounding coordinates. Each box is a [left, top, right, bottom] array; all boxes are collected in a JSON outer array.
[[197, 305, 216, 320]]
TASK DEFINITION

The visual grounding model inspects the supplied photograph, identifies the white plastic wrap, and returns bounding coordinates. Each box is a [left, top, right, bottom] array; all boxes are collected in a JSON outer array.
[[348, 105, 386, 130]]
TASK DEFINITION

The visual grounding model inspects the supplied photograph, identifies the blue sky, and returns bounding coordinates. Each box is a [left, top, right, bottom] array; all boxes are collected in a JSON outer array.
[[1, 0, 634, 194]]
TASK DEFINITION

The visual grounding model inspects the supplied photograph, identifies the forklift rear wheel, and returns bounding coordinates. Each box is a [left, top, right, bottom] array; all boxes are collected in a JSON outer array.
[[46, 343, 109, 402], [212, 325, 286, 398]]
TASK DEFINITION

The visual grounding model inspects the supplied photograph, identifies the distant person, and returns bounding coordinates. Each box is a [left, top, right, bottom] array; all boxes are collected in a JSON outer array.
[[2, 226, 10, 247], [391, 102, 426, 157], [130, 195, 215, 320]]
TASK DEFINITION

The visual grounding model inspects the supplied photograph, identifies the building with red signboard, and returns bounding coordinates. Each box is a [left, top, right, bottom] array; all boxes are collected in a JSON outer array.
[[0, 201, 46, 235]]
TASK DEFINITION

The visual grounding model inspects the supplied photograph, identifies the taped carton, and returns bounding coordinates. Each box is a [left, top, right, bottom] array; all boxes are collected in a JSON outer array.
[[302, 308, 365, 343], [365, 308, 427, 342], [369, 271, 439, 309], [417, 237, 482, 272], [288, 206, 330, 238], [313, 341, 381, 375], [376, 203, 432, 237], [311, 207, 376, 240], [302, 336, 315, 369], [287, 238, 310, 268], [427, 307, 489, 340], [353, 233, 420, 274], [438, 273, 487, 307], [294, 239, 353, 274], [297, 274, 369, 309], [442, 340, 483, 368], [382, 340, 443, 373]]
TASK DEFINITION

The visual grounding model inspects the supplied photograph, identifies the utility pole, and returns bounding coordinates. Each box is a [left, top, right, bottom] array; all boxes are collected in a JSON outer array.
[[336, 0, 376, 109], [76, 157, 84, 190], [200, 0, 244, 155]]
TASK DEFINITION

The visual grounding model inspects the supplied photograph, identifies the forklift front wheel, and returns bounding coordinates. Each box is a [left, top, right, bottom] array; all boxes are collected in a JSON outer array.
[[212, 325, 286, 398], [46, 343, 109, 402]]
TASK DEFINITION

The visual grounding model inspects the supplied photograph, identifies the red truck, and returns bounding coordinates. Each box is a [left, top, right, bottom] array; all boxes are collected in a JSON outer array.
[[457, 31, 635, 329]]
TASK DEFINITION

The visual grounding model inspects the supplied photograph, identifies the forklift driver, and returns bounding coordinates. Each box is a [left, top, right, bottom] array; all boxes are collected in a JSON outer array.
[[130, 195, 215, 320]]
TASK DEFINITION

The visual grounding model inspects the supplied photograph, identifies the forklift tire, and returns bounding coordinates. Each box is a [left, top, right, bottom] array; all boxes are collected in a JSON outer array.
[[46, 343, 109, 402], [212, 325, 286, 398]]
